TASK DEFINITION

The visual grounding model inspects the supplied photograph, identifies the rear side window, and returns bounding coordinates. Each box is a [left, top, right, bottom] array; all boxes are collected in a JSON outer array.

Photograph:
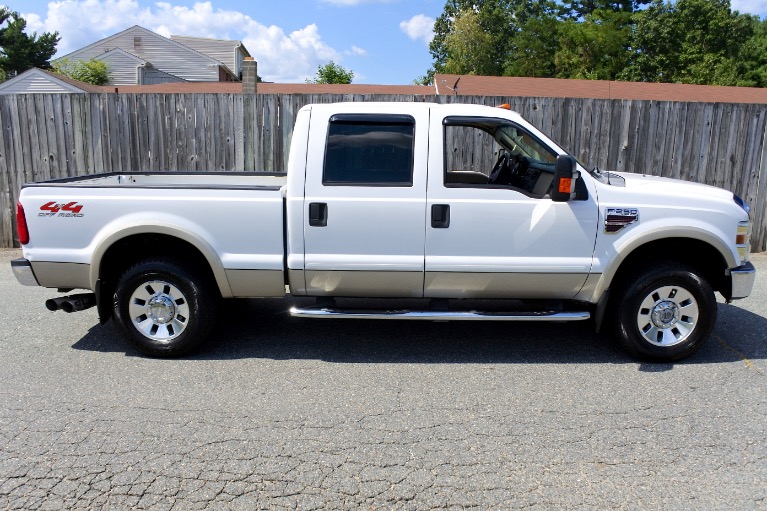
[[323, 114, 415, 186]]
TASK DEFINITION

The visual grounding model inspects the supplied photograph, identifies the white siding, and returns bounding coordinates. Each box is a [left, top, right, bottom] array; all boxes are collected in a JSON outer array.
[[0, 71, 84, 94], [171, 36, 243, 77], [58, 26, 222, 82], [235, 50, 244, 79], [141, 67, 186, 85], [95, 50, 143, 85]]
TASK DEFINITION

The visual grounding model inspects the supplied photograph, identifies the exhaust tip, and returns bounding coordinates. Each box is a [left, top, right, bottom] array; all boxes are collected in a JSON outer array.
[[45, 293, 96, 313]]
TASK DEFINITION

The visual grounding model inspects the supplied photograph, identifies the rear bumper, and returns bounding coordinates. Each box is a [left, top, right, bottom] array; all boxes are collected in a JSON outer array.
[[729, 261, 756, 300], [11, 259, 40, 287]]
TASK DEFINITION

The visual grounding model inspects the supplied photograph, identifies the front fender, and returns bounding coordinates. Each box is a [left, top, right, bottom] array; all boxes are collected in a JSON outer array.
[[583, 223, 736, 304]]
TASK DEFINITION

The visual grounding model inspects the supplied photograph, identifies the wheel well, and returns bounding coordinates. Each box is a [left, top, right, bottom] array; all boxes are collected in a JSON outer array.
[[96, 234, 219, 322], [610, 238, 729, 297]]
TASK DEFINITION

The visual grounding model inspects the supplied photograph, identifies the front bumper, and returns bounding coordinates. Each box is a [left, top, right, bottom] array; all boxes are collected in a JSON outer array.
[[11, 259, 40, 287], [728, 261, 756, 300]]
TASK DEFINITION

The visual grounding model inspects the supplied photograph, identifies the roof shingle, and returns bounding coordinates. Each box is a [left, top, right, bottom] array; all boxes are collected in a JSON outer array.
[[97, 73, 767, 104], [109, 82, 434, 95], [434, 74, 767, 104]]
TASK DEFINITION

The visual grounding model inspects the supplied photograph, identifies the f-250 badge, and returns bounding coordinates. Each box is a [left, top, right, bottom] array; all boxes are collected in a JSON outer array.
[[605, 208, 638, 233], [38, 201, 84, 218]]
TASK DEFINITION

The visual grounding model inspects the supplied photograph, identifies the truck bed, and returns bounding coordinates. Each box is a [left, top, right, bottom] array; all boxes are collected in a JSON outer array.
[[24, 171, 287, 189], [19, 171, 288, 298]]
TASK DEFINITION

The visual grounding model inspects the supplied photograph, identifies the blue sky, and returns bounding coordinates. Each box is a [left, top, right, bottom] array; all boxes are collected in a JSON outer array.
[[5, 0, 767, 84]]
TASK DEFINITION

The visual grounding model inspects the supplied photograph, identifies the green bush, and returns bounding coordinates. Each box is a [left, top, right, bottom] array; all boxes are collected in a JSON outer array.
[[53, 58, 110, 85]]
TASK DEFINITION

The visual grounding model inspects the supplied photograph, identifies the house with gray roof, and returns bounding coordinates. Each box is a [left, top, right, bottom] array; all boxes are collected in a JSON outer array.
[[54, 25, 251, 86], [89, 48, 182, 86], [0, 68, 105, 94], [170, 35, 251, 80]]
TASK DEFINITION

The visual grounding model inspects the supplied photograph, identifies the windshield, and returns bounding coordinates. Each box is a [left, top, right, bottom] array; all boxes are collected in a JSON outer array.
[[496, 125, 557, 165], [495, 124, 595, 172]]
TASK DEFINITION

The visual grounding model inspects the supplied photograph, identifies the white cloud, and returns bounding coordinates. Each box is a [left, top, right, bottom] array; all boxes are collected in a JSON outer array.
[[731, 0, 767, 15], [399, 14, 434, 45], [23, 0, 341, 82], [243, 23, 339, 82], [345, 45, 367, 56]]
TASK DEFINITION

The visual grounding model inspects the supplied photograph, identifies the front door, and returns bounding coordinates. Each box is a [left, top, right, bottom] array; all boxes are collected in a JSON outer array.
[[424, 114, 599, 299]]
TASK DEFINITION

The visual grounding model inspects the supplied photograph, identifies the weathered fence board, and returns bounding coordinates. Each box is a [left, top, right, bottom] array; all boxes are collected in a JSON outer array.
[[0, 102, 11, 248], [0, 92, 765, 251], [193, 94, 205, 171], [243, 93, 255, 171], [162, 94, 173, 171]]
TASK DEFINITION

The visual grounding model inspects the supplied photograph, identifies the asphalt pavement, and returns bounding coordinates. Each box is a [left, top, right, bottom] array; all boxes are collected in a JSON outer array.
[[0, 248, 765, 510]]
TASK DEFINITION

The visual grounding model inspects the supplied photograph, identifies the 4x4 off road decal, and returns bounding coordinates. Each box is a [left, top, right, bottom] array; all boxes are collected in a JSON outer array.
[[38, 201, 84, 218], [605, 208, 638, 233]]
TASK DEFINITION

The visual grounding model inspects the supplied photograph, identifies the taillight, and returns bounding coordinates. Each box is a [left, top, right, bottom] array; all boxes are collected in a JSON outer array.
[[16, 202, 29, 245]]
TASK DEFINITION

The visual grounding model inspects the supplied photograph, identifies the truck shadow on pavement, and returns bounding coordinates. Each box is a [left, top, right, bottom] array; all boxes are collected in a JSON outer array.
[[71, 297, 767, 366]]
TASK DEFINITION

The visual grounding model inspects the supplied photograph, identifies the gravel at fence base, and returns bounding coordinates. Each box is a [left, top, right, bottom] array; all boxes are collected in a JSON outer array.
[[0, 249, 766, 509]]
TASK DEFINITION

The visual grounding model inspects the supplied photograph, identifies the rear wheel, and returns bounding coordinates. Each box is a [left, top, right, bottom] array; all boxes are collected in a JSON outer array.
[[113, 259, 218, 357], [614, 262, 716, 362]]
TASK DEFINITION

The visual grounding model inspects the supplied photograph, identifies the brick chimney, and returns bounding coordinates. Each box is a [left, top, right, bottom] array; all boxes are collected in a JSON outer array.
[[242, 57, 258, 94]]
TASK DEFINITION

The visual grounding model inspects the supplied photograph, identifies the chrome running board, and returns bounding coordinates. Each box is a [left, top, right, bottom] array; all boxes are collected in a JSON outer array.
[[289, 307, 590, 322]]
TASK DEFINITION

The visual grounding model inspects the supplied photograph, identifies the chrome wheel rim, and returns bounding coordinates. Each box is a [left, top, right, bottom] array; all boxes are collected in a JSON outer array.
[[636, 285, 699, 347], [128, 280, 190, 342]]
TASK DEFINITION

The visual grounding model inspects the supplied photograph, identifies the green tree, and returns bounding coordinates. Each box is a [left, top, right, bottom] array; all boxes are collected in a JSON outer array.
[[442, 9, 498, 75], [559, 0, 650, 18], [425, 0, 767, 88], [622, 0, 756, 85], [53, 58, 110, 85], [736, 17, 767, 87], [428, 0, 522, 80], [505, 2, 561, 77], [554, 9, 632, 80], [307, 61, 353, 84], [0, 8, 59, 77]]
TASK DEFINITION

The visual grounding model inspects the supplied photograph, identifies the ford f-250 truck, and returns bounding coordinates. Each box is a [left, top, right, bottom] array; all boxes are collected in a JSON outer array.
[[11, 102, 756, 361]]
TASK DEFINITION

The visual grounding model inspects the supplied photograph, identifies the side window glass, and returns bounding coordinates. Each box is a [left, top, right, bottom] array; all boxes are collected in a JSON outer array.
[[443, 117, 558, 198], [444, 125, 500, 186], [323, 114, 415, 186]]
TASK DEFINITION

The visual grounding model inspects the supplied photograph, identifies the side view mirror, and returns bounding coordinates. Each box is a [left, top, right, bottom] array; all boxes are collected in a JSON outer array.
[[550, 154, 579, 202]]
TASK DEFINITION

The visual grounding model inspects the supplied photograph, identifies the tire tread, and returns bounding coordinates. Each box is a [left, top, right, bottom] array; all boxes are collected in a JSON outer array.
[[113, 258, 218, 357], [611, 261, 716, 362]]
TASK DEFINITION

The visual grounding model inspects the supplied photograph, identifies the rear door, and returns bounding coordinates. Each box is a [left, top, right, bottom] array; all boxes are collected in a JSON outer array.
[[301, 105, 430, 297]]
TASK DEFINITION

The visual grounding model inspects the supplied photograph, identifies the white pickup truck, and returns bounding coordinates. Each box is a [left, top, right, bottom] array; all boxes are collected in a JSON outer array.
[[11, 102, 755, 361]]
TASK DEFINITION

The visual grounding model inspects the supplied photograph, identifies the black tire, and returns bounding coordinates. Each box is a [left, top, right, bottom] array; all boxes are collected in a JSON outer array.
[[113, 259, 218, 357], [613, 262, 717, 362]]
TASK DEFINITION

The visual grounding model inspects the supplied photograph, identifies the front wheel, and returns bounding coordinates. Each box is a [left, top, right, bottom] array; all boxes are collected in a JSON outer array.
[[113, 259, 218, 357], [614, 262, 717, 362]]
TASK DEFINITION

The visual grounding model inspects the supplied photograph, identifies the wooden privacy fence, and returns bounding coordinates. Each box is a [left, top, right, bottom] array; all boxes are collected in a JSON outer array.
[[1, 92, 766, 251]]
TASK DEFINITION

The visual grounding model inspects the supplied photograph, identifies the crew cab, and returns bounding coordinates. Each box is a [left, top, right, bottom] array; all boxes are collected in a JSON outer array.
[[11, 102, 756, 361]]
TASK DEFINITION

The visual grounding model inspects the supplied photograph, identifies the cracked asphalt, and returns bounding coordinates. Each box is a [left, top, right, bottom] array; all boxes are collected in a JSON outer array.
[[1, 248, 765, 510]]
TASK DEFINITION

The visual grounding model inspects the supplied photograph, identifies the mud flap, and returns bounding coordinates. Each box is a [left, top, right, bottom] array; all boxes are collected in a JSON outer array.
[[95, 279, 113, 325], [594, 288, 610, 334]]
